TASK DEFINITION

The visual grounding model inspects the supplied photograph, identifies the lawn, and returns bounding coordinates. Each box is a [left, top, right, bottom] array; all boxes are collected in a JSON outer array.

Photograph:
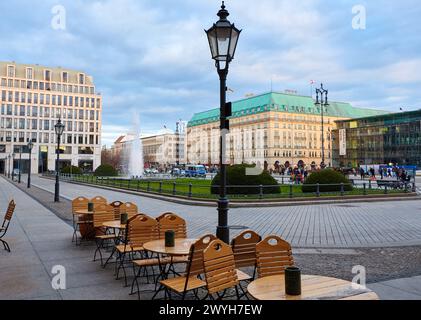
[[67, 175, 408, 201]]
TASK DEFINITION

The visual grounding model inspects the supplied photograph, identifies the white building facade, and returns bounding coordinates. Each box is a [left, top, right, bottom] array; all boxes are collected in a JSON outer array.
[[0, 62, 102, 174]]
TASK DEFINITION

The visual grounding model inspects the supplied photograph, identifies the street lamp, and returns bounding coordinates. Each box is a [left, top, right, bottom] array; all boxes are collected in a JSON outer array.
[[12, 152, 15, 181], [27, 140, 34, 188], [7, 154, 11, 178], [18, 146, 23, 183], [54, 118, 65, 202], [315, 84, 329, 168], [206, 1, 241, 244]]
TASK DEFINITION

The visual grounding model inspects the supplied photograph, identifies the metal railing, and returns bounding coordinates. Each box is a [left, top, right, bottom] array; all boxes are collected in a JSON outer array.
[[43, 173, 417, 200]]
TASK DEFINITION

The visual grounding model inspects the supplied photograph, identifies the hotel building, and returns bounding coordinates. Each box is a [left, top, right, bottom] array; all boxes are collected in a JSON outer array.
[[0, 62, 102, 174], [186, 92, 386, 169]]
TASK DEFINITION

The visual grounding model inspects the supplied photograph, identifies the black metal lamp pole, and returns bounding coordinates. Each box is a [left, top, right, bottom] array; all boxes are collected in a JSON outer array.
[[18, 146, 22, 183], [206, 1, 241, 244], [27, 141, 34, 188], [315, 84, 329, 168], [7, 154, 10, 178], [54, 118, 65, 202], [12, 152, 15, 181]]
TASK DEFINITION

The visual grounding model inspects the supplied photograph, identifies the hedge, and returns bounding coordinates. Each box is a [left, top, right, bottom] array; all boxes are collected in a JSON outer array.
[[302, 169, 353, 193], [211, 164, 280, 195], [61, 165, 82, 175], [94, 164, 118, 177]]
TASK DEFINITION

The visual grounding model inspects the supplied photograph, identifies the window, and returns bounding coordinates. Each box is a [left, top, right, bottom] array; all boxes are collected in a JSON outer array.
[[79, 74, 85, 85], [19, 105, 25, 116], [62, 72, 68, 83], [39, 82, 44, 90], [1, 91, 5, 101], [44, 120, 50, 130], [78, 146, 93, 154], [45, 70, 51, 81], [7, 66, 15, 77], [26, 68, 33, 79], [32, 119, 37, 130], [34, 93, 38, 104]]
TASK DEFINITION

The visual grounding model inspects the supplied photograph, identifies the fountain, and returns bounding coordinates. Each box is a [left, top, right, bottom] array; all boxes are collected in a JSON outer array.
[[126, 112, 144, 179]]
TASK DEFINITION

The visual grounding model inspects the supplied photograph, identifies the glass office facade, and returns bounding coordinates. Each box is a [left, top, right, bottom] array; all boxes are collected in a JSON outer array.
[[333, 110, 421, 168]]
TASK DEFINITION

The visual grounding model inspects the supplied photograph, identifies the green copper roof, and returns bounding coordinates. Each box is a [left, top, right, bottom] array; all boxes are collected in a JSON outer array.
[[188, 92, 388, 127]]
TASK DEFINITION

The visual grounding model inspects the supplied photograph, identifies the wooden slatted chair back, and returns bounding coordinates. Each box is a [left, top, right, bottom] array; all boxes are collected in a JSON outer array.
[[156, 212, 172, 221], [127, 214, 159, 248], [121, 202, 139, 218], [72, 197, 89, 214], [231, 230, 261, 268], [92, 204, 115, 228], [203, 239, 239, 295], [2, 200, 16, 231], [256, 236, 294, 278], [185, 234, 217, 277], [157, 213, 187, 239], [109, 201, 124, 219], [90, 196, 107, 207]]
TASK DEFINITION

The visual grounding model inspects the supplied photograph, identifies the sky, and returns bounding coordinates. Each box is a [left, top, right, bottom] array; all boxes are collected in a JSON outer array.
[[1, 0, 421, 146]]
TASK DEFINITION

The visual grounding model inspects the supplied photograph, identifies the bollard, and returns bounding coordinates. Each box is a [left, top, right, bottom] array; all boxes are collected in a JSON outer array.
[[340, 183, 344, 196], [289, 184, 293, 199], [188, 183, 193, 198], [363, 183, 367, 195], [137, 180, 140, 192], [127, 179, 131, 189], [173, 182, 177, 196], [316, 184, 320, 197], [384, 185, 388, 194], [159, 181, 163, 193], [259, 185, 263, 200], [147, 181, 151, 192], [369, 180, 372, 190]]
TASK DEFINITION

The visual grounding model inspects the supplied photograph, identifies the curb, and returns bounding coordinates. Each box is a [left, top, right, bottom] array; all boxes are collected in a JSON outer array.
[[39, 176, 420, 208]]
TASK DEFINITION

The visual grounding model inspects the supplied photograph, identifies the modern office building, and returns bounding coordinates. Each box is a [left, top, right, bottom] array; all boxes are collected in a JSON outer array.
[[0, 62, 102, 174], [333, 110, 421, 168], [187, 91, 386, 169]]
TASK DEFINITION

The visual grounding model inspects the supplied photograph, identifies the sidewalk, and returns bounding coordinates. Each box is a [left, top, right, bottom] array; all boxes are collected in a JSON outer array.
[[1, 176, 420, 300], [0, 177, 136, 300]]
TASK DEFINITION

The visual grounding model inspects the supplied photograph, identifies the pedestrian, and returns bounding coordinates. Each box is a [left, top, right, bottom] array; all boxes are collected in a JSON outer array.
[[360, 167, 365, 179]]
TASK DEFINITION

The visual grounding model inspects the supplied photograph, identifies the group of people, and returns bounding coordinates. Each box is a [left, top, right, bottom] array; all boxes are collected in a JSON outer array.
[[358, 166, 412, 182]]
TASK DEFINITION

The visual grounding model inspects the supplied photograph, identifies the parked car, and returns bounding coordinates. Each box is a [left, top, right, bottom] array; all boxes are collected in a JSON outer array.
[[185, 165, 207, 178]]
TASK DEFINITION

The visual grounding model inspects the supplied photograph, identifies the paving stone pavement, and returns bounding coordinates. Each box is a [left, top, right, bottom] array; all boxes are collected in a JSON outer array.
[[30, 175, 421, 248], [1, 176, 421, 300]]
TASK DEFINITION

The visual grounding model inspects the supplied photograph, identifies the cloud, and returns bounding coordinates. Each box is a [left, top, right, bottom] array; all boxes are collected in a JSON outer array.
[[1, 0, 420, 147]]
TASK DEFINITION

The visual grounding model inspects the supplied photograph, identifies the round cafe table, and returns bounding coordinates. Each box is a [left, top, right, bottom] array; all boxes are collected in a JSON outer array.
[[74, 209, 95, 239], [143, 239, 197, 256], [103, 220, 126, 230], [247, 275, 379, 300]]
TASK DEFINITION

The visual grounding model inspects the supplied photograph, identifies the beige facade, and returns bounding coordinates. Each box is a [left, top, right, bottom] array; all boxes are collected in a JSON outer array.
[[187, 92, 386, 170], [0, 62, 102, 174]]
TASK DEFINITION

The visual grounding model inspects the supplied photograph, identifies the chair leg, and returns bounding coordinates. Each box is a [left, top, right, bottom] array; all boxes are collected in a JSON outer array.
[[93, 239, 104, 266], [235, 285, 241, 300], [1, 239, 11, 253]]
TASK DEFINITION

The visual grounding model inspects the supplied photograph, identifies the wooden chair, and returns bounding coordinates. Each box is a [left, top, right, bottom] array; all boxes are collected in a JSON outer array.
[[115, 215, 159, 286], [202, 239, 241, 300], [90, 196, 107, 207], [92, 204, 118, 266], [255, 236, 295, 278], [159, 234, 217, 300], [109, 201, 124, 220], [0, 200, 16, 252], [157, 213, 187, 239], [231, 230, 261, 279], [121, 202, 139, 219], [71, 197, 89, 245]]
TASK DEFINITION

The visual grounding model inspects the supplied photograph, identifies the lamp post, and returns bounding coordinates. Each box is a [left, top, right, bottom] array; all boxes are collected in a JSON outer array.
[[27, 140, 34, 188], [54, 118, 65, 202], [12, 152, 15, 181], [206, 1, 241, 244], [315, 84, 329, 168], [18, 145, 23, 183], [7, 154, 11, 178]]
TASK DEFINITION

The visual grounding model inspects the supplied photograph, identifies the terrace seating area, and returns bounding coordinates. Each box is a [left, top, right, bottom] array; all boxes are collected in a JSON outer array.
[[68, 195, 378, 300]]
